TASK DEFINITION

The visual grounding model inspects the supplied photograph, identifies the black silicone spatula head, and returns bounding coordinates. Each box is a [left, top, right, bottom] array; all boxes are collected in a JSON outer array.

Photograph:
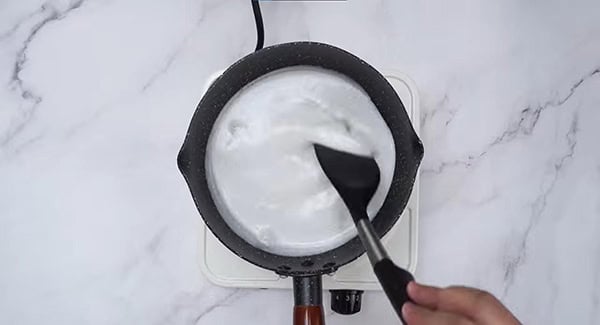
[[313, 144, 380, 222], [314, 143, 415, 323]]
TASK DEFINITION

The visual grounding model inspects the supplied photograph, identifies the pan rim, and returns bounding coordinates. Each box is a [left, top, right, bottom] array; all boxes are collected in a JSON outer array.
[[178, 41, 423, 276]]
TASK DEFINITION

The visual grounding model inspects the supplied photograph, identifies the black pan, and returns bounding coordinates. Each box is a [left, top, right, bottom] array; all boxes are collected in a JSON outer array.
[[178, 41, 423, 324]]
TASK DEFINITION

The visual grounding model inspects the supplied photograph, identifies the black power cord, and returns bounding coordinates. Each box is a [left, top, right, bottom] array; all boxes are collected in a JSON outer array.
[[251, 0, 265, 51]]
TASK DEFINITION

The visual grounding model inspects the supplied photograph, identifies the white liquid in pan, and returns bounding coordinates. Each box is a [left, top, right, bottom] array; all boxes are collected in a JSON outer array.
[[206, 66, 395, 256]]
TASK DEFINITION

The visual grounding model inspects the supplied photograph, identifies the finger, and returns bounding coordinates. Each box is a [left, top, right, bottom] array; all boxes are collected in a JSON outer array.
[[448, 287, 520, 324], [408, 282, 489, 315], [409, 283, 516, 323], [402, 302, 474, 325], [407, 281, 443, 309], [441, 286, 511, 322]]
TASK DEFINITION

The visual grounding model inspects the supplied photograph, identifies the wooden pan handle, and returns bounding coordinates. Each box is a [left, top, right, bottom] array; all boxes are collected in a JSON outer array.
[[293, 276, 325, 325], [294, 306, 324, 325]]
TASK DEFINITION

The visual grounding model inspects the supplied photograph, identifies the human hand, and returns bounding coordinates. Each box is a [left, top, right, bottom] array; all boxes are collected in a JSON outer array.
[[401, 282, 521, 325]]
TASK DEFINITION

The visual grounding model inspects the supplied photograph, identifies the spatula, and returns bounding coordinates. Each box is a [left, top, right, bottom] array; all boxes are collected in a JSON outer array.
[[314, 143, 414, 323]]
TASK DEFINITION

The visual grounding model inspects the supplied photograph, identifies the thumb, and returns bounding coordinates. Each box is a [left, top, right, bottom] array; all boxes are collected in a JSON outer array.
[[402, 302, 474, 325], [407, 282, 520, 324]]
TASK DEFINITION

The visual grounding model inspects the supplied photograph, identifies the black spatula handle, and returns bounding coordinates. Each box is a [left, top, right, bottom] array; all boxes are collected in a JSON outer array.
[[374, 258, 414, 323]]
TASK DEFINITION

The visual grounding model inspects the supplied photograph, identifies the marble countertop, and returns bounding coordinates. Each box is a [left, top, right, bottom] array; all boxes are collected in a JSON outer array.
[[1, 0, 599, 324]]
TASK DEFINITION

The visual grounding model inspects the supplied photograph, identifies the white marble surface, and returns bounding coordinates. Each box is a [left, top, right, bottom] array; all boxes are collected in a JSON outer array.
[[1, 0, 599, 324]]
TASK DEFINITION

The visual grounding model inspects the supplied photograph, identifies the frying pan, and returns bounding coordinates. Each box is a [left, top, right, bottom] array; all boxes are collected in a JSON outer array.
[[178, 41, 423, 324]]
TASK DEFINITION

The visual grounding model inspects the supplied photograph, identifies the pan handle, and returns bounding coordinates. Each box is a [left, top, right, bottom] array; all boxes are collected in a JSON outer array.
[[293, 275, 325, 325]]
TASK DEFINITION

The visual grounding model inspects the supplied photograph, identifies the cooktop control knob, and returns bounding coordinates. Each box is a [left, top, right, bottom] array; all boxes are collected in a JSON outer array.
[[330, 290, 363, 315]]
